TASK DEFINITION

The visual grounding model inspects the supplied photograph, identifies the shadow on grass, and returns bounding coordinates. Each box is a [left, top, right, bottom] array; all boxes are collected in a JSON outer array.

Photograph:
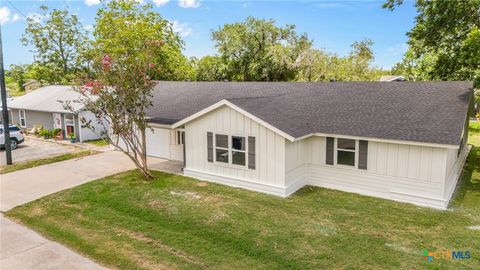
[[449, 145, 480, 210]]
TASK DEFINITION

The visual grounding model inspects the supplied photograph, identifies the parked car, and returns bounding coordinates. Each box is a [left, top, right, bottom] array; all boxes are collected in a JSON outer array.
[[0, 125, 25, 150]]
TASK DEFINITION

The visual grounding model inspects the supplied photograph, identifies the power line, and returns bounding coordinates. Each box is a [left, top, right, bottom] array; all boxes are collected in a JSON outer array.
[[5, 0, 28, 19]]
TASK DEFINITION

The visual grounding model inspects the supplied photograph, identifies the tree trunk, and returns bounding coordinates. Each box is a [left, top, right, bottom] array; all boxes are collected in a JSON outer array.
[[139, 127, 152, 179]]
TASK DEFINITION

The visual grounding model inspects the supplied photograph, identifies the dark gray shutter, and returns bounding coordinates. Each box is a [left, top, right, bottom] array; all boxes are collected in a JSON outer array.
[[248, 136, 256, 169], [358, 140, 368, 170], [207, 132, 213, 162], [326, 137, 334, 165]]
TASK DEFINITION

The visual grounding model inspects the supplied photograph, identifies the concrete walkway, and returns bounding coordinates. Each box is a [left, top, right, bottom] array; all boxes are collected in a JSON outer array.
[[0, 150, 168, 269], [0, 214, 107, 269]]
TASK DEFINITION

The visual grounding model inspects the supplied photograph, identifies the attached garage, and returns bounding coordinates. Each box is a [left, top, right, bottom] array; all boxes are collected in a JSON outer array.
[[145, 126, 184, 161]]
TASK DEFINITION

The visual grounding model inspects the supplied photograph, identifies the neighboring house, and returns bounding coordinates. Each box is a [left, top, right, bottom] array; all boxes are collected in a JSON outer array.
[[8, 85, 104, 142], [379, 75, 405, 82], [142, 81, 473, 209]]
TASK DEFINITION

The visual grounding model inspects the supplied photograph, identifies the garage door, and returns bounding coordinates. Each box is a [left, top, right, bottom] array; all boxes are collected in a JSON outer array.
[[146, 127, 170, 159]]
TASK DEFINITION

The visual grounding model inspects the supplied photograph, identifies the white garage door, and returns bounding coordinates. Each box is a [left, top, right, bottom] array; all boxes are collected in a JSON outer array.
[[146, 127, 171, 159]]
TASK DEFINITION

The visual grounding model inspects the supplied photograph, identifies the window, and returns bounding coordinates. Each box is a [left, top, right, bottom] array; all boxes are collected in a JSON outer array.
[[19, 110, 26, 128], [215, 134, 229, 163], [336, 138, 356, 167], [232, 136, 246, 166], [211, 133, 250, 167], [176, 131, 185, 145]]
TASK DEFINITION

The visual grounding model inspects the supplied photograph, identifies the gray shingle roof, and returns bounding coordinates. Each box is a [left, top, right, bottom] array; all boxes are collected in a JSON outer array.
[[146, 81, 473, 146]]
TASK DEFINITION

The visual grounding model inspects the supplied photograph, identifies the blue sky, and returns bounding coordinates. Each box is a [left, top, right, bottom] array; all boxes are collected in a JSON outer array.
[[1, 0, 416, 69]]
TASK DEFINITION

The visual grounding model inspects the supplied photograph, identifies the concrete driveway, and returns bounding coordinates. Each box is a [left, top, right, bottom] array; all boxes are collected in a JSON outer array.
[[0, 137, 79, 165], [0, 150, 167, 269]]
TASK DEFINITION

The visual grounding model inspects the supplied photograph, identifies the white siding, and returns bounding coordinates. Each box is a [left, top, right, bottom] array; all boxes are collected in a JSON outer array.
[[285, 136, 458, 209], [184, 105, 286, 194], [78, 111, 105, 142]]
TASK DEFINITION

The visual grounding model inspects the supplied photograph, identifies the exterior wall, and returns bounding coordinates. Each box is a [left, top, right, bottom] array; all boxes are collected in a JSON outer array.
[[285, 136, 468, 209], [78, 111, 104, 142], [143, 127, 184, 161], [11, 109, 54, 130], [183, 105, 287, 196]]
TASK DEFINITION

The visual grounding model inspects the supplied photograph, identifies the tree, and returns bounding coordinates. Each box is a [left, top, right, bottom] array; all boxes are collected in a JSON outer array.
[[384, 0, 480, 87], [66, 51, 159, 178], [21, 6, 88, 81], [8, 65, 26, 91], [91, 0, 193, 81], [211, 16, 312, 81], [295, 39, 382, 82], [195, 55, 229, 81]]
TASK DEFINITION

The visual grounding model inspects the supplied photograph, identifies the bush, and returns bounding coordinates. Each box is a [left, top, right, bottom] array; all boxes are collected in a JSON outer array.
[[38, 129, 52, 139], [53, 128, 62, 136]]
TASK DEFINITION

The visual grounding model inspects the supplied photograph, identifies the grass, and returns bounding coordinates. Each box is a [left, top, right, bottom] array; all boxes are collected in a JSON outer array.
[[5, 123, 480, 269], [0, 150, 98, 174], [84, 139, 110, 147]]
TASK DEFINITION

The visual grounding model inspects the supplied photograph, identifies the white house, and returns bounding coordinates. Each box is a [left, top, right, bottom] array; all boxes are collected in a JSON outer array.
[[143, 81, 473, 209], [8, 86, 104, 142]]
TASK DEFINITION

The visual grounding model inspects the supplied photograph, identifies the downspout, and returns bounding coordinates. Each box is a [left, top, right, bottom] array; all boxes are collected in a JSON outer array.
[[182, 131, 186, 172]]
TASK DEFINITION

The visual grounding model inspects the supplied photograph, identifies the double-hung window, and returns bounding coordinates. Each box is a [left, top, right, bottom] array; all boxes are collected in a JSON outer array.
[[19, 110, 26, 128], [336, 138, 356, 167], [231, 136, 246, 166], [215, 134, 229, 163], [213, 134, 247, 166]]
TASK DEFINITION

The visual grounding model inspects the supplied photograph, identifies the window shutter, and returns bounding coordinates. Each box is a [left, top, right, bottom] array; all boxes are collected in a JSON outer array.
[[207, 132, 213, 162], [358, 140, 368, 170], [326, 137, 334, 165], [248, 136, 256, 169]]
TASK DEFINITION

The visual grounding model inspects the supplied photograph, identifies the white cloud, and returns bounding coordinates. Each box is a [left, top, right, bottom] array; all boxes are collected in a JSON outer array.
[[178, 0, 200, 8], [153, 0, 169, 6], [11, 13, 20, 22], [85, 0, 101, 6], [84, 24, 94, 31], [0, 7, 11, 25], [171, 20, 193, 37]]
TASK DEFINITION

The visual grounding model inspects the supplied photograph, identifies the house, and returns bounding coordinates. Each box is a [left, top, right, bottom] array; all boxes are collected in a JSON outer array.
[[8, 85, 104, 142], [141, 81, 473, 209], [379, 75, 405, 82]]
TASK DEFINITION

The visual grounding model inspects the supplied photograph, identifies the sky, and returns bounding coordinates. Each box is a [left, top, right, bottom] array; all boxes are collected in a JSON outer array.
[[0, 0, 417, 69]]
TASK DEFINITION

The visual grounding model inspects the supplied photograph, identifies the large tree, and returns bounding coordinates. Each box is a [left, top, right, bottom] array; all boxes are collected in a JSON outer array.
[[21, 5, 88, 82], [211, 16, 312, 81], [385, 0, 480, 87], [195, 55, 229, 81], [91, 0, 193, 81]]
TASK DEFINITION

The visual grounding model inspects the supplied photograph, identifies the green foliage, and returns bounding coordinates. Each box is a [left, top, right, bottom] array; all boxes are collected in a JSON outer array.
[[21, 5, 88, 83], [91, 0, 193, 81], [195, 55, 229, 81], [8, 64, 26, 91], [38, 129, 52, 138], [211, 16, 312, 81], [387, 0, 480, 88], [295, 39, 385, 82]]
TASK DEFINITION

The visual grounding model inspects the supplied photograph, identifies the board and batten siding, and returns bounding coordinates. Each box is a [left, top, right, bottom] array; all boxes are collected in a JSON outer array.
[[285, 136, 456, 209], [183, 105, 287, 195]]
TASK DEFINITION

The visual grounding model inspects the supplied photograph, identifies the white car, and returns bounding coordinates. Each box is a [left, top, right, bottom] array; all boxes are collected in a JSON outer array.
[[0, 125, 25, 150]]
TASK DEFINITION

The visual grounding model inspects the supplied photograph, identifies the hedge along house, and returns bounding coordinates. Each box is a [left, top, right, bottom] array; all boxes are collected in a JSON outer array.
[[142, 81, 473, 209], [8, 85, 104, 142]]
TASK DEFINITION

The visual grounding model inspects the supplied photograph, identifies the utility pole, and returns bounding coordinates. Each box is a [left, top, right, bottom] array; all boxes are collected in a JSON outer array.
[[0, 25, 12, 165]]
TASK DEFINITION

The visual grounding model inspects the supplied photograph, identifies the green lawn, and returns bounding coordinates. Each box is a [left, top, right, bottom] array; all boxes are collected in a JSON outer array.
[[5, 123, 480, 269], [84, 139, 110, 147], [0, 150, 98, 174]]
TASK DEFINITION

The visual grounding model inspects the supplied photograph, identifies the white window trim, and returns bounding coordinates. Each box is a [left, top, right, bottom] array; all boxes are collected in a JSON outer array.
[[213, 133, 248, 168], [19, 110, 26, 128], [176, 130, 185, 145], [334, 138, 359, 169]]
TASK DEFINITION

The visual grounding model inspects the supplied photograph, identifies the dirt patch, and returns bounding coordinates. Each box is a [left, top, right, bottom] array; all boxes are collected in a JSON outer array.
[[170, 191, 201, 200], [195, 182, 209, 187], [148, 200, 166, 209], [114, 228, 204, 267]]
